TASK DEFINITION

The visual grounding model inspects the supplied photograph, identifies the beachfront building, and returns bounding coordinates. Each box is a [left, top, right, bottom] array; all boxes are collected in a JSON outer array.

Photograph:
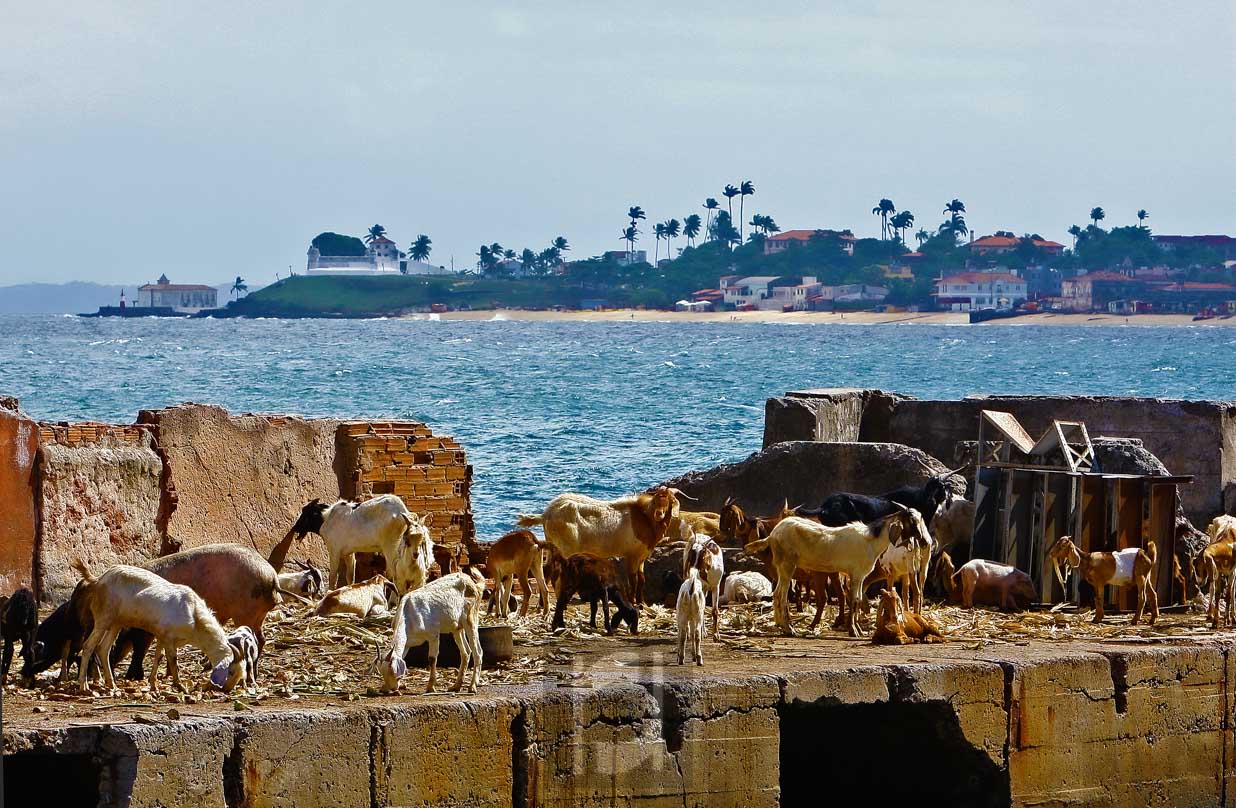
[[969, 234, 1066, 257], [933, 272, 1028, 311], [1060, 271, 1140, 312], [721, 275, 781, 308], [763, 229, 856, 257], [136, 275, 217, 313]]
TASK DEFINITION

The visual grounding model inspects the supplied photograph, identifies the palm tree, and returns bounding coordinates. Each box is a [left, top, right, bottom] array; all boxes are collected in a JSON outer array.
[[627, 206, 646, 226], [476, 244, 494, 273], [890, 210, 915, 243], [1137, 209, 1149, 229], [943, 199, 966, 217], [364, 224, 387, 244], [1067, 224, 1082, 250], [1089, 207, 1105, 227], [914, 228, 930, 246], [738, 180, 755, 241], [230, 276, 248, 299], [664, 218, 680, 260], [653, 222, 667, 263], [537, 247, 558, 274], [503, 248, 516, 262], [872, 198, 896, 240], [683, 214, 702, 247], [409, 235, 432, 263], [552, 236, 570, 257], [702, 198, 719, 238], [723, 185, 740, 221], [520, 248, 537, 274], [711, 211, 739, 249], [621, 225, 639, 258]]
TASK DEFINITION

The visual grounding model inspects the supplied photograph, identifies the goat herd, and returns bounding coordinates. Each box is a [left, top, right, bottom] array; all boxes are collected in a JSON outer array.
[[3, 474, 1236, 702]]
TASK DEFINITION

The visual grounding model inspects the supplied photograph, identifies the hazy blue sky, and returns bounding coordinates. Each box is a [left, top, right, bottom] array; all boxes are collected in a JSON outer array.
[[2, 2, 1233, 286]]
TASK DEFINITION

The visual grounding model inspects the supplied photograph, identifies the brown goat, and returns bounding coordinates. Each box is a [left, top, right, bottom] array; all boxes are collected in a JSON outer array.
[[871, 588, 943, 645], [718, 497, 796, 546], [1195, 539, 1236, 629], [668, 510, 722, 540], [484, 529, 550, 618], [1049, 537, 1158, 624]]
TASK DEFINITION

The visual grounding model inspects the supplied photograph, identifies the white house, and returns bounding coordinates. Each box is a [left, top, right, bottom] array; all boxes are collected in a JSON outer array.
[[307, 234, 404, 275], [136, 275, 217, 312], [766, 276, 823, 311], [721, 276, 781, 307], [933, 271, 1027, 311]]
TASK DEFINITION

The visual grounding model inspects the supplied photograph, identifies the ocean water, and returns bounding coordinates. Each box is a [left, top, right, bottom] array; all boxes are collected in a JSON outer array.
[[3, 314, 1235, 539]]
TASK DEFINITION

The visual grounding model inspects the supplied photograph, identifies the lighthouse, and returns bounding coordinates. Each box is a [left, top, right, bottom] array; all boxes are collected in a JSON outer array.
[[119, 290, 126, 310]]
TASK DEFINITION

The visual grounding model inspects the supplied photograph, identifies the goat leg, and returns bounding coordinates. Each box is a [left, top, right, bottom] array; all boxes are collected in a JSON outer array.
[[426, 635, 439, 693]]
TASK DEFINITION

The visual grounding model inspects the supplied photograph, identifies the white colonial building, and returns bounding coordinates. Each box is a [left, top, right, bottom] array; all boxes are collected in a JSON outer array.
[[933, 271, 1028, 311], [136, 275, 217, 313]]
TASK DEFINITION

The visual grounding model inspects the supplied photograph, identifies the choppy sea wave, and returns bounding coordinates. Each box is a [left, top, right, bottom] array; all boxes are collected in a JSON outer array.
[[2, 314, 1233, 539]]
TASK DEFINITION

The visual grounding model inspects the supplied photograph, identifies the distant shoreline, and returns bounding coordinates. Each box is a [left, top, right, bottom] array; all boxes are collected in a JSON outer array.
[[419, 309, 1236, 327]]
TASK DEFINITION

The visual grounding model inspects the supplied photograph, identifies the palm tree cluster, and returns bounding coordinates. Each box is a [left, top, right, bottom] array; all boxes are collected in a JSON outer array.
[[478, 236, 570, 276], [939, 199, 968, 243], [749, 214, 780, 238]]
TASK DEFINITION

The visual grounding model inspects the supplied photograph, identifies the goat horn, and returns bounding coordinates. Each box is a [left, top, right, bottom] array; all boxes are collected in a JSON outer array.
[[668, 488, 697, 501], [1052, 558, 1068, 592], [937, 465, 968, 479]]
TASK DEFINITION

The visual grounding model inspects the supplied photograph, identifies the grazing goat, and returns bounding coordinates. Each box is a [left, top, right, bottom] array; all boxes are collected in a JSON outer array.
[[746, 508, 924, 637], [676, 568, 705, 666], [21, 581, 94, 682], [227, 626, 261, 688], [73, 561, 243, 694], [484, 529, 550, 619], [314, 575, 400, 618], [668, 510, 722, 540], [0, 588, 37, 683], [681, 525, 724, 639], [276, 560, 325, 599], [376, 571, 485, 694], [946, 557, 1037, 611], [799, 469, 963, 529], [1194, 540, 1236, 629], [288, 495, 433, 592], [872, 588, 944, 645], [518, 487, 684, 606], [549, 554, 639, 635], [719, 571, 773, 605], [1049, 537, 1158, 625]]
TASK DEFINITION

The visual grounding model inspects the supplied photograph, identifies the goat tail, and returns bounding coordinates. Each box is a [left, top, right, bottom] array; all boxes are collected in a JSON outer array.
[[515, 513, 543, 528], [743, 537, 770, 555], [1143, 540, 1158, 567], [468, 567, 486, 588], [71, 557, 96, 584]]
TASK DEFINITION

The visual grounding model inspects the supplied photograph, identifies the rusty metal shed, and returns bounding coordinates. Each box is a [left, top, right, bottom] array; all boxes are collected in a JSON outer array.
[[970, 410, 1191, 607]]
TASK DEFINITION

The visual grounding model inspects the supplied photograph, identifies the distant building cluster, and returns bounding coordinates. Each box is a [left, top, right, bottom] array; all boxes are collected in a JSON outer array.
[[709, 275, 888, 312], [135, 274, 217, 313], [306, 231, 449, 276]]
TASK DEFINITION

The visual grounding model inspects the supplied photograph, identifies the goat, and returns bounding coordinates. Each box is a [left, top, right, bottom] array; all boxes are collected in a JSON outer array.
[[1194, 539, 1236, 629], [21, 581, 94, 683], [314, 575, 400, 618], [719, 571, 773, 605], [276, 560, 325, 599], [517, 487, 685, 606], [799, 468, 964, 528], [676, 568, 705, 666], [1049, 536, 1158, 625], [484, 529, 551, 619], [946, 557, 1037, 611], [681, 525, 724, 639], [930, 497, 975, 559], [73, 560, 243, 694], [375, 570, 485, 694], [864, 513, 936, 614], [746, 508, 923, 637], [288, 495, 433, 593], [548, 554, 640, 635], [717, 497, 796, 546], [872, 588, 944, 645], [227, 625, 261, 688], [668, 510, 722, 540], [0, 588, 37, 683]]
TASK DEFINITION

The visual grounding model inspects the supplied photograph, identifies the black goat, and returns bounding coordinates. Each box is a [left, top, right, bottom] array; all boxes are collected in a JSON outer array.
[[801, 470, 963, 528], [21, 581, 92, 682], [1, 588, 38, 682], [549, 554, 640, 635]]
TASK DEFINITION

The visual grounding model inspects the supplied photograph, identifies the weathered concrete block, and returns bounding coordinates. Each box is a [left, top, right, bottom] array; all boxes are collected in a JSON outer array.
[[230, 709, 370, 808], [0, 404, 38, 592], [138, 404, 343, 567], [662, 440, 950, 516], [101, 718, 235, 808], [37, 433, 163, 602], [371, 697, 520, 807]]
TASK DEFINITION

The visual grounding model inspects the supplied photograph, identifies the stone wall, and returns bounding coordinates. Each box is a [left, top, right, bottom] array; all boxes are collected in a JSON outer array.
[[0, 402, 38, 593], [764, 388, 1235, 523]]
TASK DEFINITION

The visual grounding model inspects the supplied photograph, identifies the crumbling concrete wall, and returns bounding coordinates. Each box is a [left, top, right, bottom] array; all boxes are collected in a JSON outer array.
[[764, 388, 1235, 524], [137, 405, 345, 568], [36, 424, 163, 602], [661, 440, 951, 516], [0, 401, 38, 593]]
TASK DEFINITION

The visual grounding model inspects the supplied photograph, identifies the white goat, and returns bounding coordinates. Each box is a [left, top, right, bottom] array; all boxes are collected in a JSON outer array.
[[719, 571, 773, 605], [376, 570, 485, 694], [288, 495, 433, 592], [314, 575, 400, 618], [681, 524, 724, 639], [676, 568, 705, 666], [745, 509, 925, 637], [276, 560, 325, 599], [865, 517, 935, 614], [72, 561, 243, 694]]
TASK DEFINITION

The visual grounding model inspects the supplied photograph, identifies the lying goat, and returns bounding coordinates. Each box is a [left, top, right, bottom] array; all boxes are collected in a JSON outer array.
[[549, 554, 639, 635], [676, 567, 705, 666], [719, 571, 773, 605], [872, 588, 943, 645], [0, 588, 37, 683], [314, 575, 400, 618], [376, 570, 485, 694], [682, 525, 724, 639], [943, 556, 1037, 612], [484, 529, 550, 619], [276, 560, 325, 600], [73, 560, 243, 694], [1049, 536, 1158, 624]]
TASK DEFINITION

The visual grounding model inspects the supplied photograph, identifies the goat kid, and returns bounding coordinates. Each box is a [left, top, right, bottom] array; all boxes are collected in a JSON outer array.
[[872, 588, 944, 645], [376, 570, 485, 694], [314, 575, 400, 618], [484, 529, 551, 619], [548, 554, 639, 635], [1049, 537, 1158, 625], [227, 626, 261, 688], [681, 524, 724, 639], [676, 568, 705, 666], [943, 557, 1037, 612], [21, 581, 94, 683], [0, 588, 37, 683], [1195, 539, 1236, 630]]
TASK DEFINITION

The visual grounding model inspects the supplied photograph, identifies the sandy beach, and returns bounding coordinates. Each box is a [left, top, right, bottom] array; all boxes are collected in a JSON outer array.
[[432, 308, 1233, 327]]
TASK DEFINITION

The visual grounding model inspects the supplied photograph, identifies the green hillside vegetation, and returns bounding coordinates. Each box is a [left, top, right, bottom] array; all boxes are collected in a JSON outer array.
[[311, 232, 366, 256]]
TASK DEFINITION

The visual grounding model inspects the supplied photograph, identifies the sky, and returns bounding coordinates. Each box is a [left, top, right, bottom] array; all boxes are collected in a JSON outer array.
[[2, 1, 1234, 286]]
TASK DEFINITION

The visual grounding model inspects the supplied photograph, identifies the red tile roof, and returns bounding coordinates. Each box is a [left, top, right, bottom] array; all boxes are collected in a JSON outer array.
[[138, 283, 215, 292], [970, 235, 1065, 250], [768, 229, 856, 242]]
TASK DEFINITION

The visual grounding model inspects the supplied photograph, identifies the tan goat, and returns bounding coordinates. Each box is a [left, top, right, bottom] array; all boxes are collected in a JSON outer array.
[[871, 588, 944, 645], [1048, 537, 1158, 624], [1195, 519, 1236, 629], [484, 529, 550, 619]]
